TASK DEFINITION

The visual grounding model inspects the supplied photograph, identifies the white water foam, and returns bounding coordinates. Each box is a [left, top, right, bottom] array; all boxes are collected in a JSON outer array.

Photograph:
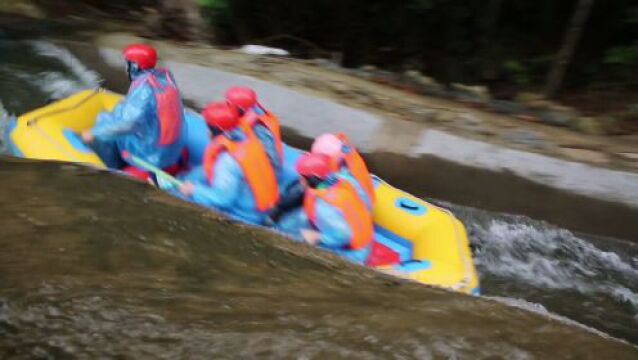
[[473, 219, 638, 309], [38, 72, 84, 100], [29, 40, 101, 88], [0, 99, 8, 153], [14, 71, 84, 102]]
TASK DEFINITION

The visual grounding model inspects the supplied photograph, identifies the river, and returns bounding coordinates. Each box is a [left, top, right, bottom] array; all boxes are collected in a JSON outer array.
[[1, 38, 637, 358]]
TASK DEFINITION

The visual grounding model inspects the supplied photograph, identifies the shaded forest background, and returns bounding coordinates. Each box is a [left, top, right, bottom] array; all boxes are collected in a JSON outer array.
[[201, 0, 638, 109], [27, 0, 638, 115]]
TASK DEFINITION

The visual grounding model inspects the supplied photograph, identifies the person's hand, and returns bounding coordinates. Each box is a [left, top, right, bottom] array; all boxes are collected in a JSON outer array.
[[179, 181, 194, 197], [80, 130, 94, 143], [301, 229, 321, 245]]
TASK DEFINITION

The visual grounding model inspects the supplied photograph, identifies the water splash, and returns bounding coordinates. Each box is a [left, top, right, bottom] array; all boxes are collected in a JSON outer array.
[[472, 219, 638, 308], [0, 99, 7, 153], [14, 70, 84, 103], [29, 40, 101, 88]]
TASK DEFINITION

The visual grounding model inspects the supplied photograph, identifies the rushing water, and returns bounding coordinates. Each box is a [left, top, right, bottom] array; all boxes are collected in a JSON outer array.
[[1, 39, 637, 356], [1, 157, 636, 359]]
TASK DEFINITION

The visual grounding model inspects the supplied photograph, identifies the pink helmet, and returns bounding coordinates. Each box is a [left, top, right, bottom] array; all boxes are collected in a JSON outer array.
[[311, 133, 343, 158]]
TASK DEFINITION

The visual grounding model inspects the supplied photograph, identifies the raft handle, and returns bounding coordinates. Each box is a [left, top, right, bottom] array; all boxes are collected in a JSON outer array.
[[395, 197, 427, 216]]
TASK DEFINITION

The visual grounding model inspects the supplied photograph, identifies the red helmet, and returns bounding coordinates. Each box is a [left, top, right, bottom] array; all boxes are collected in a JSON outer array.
[[225, 86, 257, 110], [296, 153, 332, 179], [123, 44, 157, 70], [202, 101, 240, 131]]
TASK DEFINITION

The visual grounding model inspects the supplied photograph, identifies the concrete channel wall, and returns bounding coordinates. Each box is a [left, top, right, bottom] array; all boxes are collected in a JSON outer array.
[[87, 46, 638, 240]]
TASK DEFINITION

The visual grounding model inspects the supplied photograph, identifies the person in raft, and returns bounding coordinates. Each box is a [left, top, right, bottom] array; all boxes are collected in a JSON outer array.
[[81, 44, 186, 180], [278, 152, 374, 264], [224, 86, 283, 175], [311, 133, 375, 207], [176, 101, 279, 225], [269, 132, 376, 225]]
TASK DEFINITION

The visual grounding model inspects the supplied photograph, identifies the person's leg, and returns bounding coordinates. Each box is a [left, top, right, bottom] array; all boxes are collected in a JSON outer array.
[[89, 137, 125, 169], [275, 208, 309, 241]]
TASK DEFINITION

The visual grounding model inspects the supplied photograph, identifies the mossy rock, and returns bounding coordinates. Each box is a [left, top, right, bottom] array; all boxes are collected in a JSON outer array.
[[514, 92, 546, 105], [571, 117, 605, 135], [0, 1, 44, 18]]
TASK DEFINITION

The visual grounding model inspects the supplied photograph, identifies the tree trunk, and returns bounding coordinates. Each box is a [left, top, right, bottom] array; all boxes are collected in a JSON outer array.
[[478, 0, 504, 80], [544, 0, 595, 98]]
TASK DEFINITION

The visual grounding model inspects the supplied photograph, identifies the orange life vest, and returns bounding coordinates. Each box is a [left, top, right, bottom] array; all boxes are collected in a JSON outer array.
[[336, 133, 375, 204], [202, 123, 279, 211], [242, 108, 284, 162], [131, 68, 183, 146], [304, 178, 373, 250]]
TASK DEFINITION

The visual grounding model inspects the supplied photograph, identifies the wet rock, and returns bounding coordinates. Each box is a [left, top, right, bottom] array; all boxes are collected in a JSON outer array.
[[617, 152, 638, 162], [502, 129, 547, 149], [239, 45, 289, 56], [451, 83, 491, 103], [560, 148, 609, 164], [538, 110, 574, 127], [421, 85, 447, 97], [403, 69, 422, 79], [369, 93, 391, 108], [514, 114, 541, 123], [521, 98, 582, 128], [514, 92, 546, 105], [328, 80, 352, 96], [488, 100, 527, 114], [571, 117, 604, 135], [432, 110, 457, 123], [360, 64, 378, 73], [309, 58, 341, 71], [598, 116, 624, 135], [455, 113, 483, 127], [524, 100, 579, 127], [0, 1, 44, 19], [400, 70, 445, 97], [350, 65, 378, 80], [371, 69, 397, 84], [409, 107, 438, 123], [404, 70, 438, 86]]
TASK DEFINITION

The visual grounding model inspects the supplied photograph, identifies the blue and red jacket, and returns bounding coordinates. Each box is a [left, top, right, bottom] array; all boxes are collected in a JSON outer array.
[[91, 68, 186, 169]]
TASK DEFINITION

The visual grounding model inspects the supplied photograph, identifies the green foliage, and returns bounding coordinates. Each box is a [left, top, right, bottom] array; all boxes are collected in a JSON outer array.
[[503, 60, 531, 85], [196, 0, 224, 8], [625, 6, 638, 23], [604, 44, 638, 65], [199, 0, 638, 92]]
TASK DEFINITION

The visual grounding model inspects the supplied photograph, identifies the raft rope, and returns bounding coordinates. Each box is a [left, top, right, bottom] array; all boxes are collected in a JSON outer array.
[[31, 123, 83, 163], [25, 89, 103, 164], [26, 88, 102, 126]]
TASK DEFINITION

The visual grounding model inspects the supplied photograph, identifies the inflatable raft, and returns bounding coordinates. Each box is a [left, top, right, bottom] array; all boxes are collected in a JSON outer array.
[[5, 89, 480, 295]]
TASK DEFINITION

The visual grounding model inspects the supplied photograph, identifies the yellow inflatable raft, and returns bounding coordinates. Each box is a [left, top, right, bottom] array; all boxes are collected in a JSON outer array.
[[5, 89, 480, 295]]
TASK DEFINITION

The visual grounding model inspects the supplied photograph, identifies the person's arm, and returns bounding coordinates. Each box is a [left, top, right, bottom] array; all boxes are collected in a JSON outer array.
[[253, 124, 281, 169], [268, 179, 305, 221], [90, 83, 153, 140], [188, 153, 242, 209], [313, 199, 352, 249]]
